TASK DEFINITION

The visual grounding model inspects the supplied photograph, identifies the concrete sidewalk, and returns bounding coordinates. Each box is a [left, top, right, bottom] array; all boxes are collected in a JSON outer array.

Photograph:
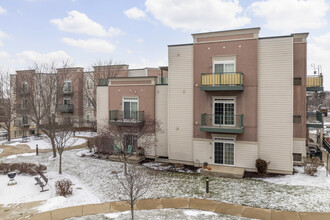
[[17, 198, 330, 220]]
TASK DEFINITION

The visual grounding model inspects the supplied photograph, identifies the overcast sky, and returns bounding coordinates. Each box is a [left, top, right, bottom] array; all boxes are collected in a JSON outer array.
[[0, 0, 329, 89]]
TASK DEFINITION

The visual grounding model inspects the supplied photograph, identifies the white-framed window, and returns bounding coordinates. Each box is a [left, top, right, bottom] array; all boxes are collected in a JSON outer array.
[[122, 97, 138, 120], [87, 79, 93, 89], [213, 97, 235, 126], [213, 58, 236, 73], [214, 137, 235, 165], [88, 99, 92, 107], [63, 80, 72, 93], [22, 98, 28, 109], [63, 98, 71, 105], [22, 82, 28, 93]]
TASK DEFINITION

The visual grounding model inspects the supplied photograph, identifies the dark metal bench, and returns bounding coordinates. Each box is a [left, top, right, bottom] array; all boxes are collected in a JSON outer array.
[[22, 136, 30, 142], [34, 171, 49, 192]]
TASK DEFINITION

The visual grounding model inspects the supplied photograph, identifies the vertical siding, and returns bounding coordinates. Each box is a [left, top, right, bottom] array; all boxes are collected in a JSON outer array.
[[293, 138, 306, 156], [193, 139, 213, 165], [258, 37, 293, 172], [96, 87, 109, 131], [235, 141, 258, 169], [155, 85, 168, 157], [168, 45, 194, 162]]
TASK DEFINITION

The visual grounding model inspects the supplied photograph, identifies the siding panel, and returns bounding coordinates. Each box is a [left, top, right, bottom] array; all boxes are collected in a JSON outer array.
[[258, 37, 293, 172], [155, 85, 168, 157], [168, 45, 194, 162]]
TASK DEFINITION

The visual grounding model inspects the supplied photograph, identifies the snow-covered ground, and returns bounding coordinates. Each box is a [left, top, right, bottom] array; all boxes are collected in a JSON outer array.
[[0, 171, 99, 209], [262, 166, 330, 189], [2, 135, 86, 149], [67, 209, 252, 220], [7, 152, 36, 159], [1, 148, 329, 213], [74, 132, 97, 138]]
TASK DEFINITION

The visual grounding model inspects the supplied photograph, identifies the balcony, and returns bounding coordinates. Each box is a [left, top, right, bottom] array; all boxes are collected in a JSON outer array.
[[14, 119, 29, 127], [307, 75, 323, 92], [306, 111, 323, 128], [200, 72, 244, 91], [200, 114, 244, 134], [59, 90, 74, 96], [56, 104, 74, 113], [15, 104, 30, 114], [109, 110, 144, 126], [98, 79, 109, 86]]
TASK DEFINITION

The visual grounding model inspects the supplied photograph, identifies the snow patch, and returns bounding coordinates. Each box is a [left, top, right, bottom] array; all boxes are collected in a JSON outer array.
[[6, 153, 36, 159], [184, 210, 217, 217]]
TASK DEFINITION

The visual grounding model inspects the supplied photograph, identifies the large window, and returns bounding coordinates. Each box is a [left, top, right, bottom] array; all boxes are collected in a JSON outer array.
[[214, 138, 234, 165], [63, 98, 71, 105], [63, 80, 72, 93], [213, 98, 235, 126], [22, 82, 28, 93], [213, 59, 235, 73], [123, 97, 138, 120]]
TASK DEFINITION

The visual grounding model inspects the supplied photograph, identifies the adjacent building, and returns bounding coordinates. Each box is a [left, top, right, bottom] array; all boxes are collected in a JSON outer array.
[[97, 27, 324, 175]]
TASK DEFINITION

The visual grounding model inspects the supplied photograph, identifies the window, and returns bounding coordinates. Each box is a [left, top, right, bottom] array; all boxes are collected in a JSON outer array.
[[87, 80, 93, 89], [22, 98, 28, 109], [214, 138, 235, 165], [123, 97, 138, 120], [213, 59, 235, 73], [124, 134, 138, 152], [293, 115, 302, 123], [63, 98, 71, 105], [213, 98, 235, 126], [294, 77, 302, 86], [63, 80, 72, 93], [86, 115, 90, 124], [22, 82, 28, 93], [88, 99, 92, 107], [22, 116, 28, 125]]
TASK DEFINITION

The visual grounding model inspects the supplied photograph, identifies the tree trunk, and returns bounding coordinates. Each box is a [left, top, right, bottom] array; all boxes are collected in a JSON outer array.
[[59, 153, 62, 174], [7, 126, 10, 142], [51, 138, 56, 158], [131, 202, 134, 220]]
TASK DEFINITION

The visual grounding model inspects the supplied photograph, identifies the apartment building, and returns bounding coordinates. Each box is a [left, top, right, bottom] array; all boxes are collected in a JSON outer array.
[[97, 27, 323, 175], [8, 65, 166, 139]]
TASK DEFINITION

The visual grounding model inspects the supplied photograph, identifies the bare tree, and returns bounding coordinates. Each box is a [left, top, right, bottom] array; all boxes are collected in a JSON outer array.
[[0, 69, 17, 141], [114, 164, 156, 220], [307, 92, 326, 111], [101, 117, 161, 173], [83, 60, 125, 117], [53, 122, 77, 174]]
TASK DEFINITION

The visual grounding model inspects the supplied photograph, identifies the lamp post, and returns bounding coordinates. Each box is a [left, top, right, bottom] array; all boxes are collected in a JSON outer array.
[[36, 144, 38, 155], [205, 176, 210, 198]]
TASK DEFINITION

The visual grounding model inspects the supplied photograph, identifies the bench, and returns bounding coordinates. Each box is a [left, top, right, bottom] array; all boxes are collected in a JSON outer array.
[[22, 136, 30, 142], [33, 134, 43, 140], [34, 171, 49, 192]]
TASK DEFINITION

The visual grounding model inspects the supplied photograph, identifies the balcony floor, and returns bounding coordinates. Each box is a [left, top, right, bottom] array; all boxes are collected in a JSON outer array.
[[200, 85, 244, 91], [200, 126, 244, 134]]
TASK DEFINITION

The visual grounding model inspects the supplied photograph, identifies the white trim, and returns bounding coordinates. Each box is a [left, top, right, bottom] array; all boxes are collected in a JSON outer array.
[[212, 96, 236, 127], [122, 96, 139, 112], [212, 57, 236, 73], [213, 138, 235, 166]]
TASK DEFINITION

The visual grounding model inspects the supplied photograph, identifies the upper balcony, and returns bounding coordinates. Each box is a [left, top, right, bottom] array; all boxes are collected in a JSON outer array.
[[56, 104, 74, 113], [307, 75, 323, 92], [98, 79, 109, 86], [15, 104, 30, 114], [306, 111, 323, 128], [59, 90, 74, 96], [14, 119, 29, 127], [200, 72, 244, 91], [200, 114, 244, 134], [109, 110, 144, 126]]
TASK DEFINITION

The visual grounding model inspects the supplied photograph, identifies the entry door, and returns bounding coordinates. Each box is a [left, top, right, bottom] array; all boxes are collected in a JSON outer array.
[[213, 101, 234, 126], [214, 142, 234, 165]]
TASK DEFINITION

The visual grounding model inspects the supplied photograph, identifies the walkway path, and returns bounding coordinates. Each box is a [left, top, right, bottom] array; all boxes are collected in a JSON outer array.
[[0, 138, 88, 158], [1, 198, 329, 220]]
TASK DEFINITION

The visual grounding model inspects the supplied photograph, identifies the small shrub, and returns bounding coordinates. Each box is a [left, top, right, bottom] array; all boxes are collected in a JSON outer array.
[[303, 156, 321, 176], [0, 162, 46, 175], [256, 159, 270, 176], [55, 179, 73, 197]]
